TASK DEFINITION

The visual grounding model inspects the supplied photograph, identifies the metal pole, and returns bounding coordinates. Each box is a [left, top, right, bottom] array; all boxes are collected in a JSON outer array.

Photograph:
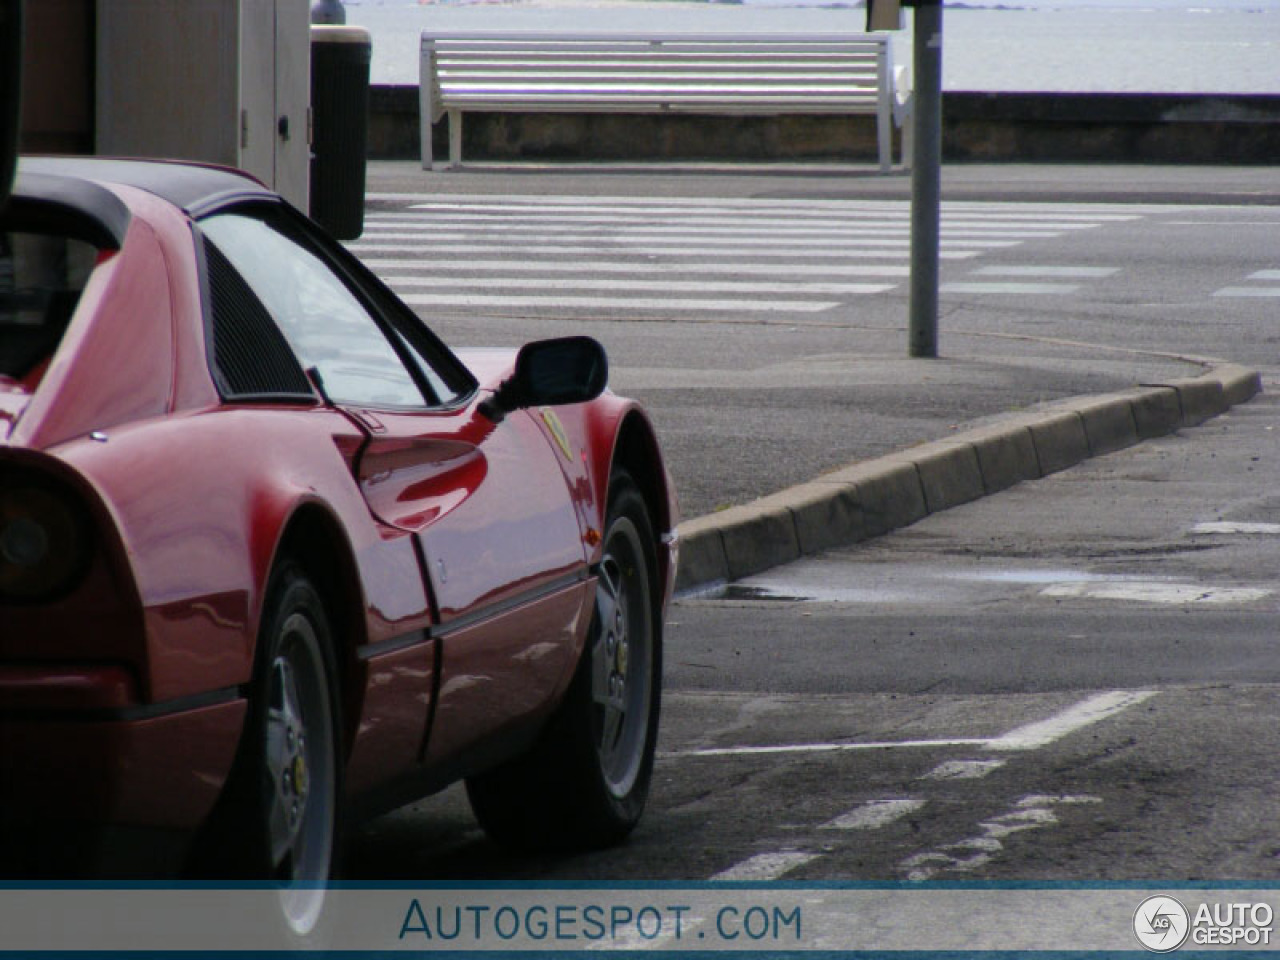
[[908, 0, 943, 358]]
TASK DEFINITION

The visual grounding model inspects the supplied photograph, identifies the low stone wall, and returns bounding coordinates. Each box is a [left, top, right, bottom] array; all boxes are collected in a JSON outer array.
[[368, 86, 1280, 165]]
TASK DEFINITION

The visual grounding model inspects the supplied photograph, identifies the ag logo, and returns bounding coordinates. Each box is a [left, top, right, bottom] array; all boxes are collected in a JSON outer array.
[[1133, 895, 1190, 953]]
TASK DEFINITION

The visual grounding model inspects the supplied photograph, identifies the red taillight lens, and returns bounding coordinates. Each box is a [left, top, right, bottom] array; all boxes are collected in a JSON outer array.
[[0, 481, 91, 602]]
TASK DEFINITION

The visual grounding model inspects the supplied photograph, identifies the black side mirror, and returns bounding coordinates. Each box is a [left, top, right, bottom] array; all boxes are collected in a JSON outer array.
[[0, 0, 21, 207], [480, 337, 608, 422]]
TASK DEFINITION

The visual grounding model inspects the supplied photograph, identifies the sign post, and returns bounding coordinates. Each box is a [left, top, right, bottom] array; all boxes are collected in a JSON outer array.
[[908, 0, 943, 358]]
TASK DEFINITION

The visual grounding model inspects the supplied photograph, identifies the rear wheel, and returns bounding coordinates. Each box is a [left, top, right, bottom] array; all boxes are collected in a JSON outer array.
[[466, 473, 661, 852], [191, 563, 341, 939], [257, 573, 339, 934]]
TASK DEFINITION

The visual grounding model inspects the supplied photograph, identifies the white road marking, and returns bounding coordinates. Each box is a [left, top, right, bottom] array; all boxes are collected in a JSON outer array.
[[672, 737, 990, 759], [922, 759, 1008, 781], [388, 205, 1130, 225], [985, 690, 1156, 752], [351, 243, 979, 260], [361, 222, 1062, 240], [1192, 521, 1280, 535], [366, 259, 911, 278], [1017, 794, 1105, 809], [403, 194, 1147, 217], [383, 276, 895, 296], [357, 193, 1141, 320], [710, 851, 821, 882], [1213, 286, 1280, 298], [820, 798, 926, 831], [901, 795, 1102, 881], [355, 231, 1021, 250], [370, 211, 1103, 232], [941, 281, 1080, 295], [1166, 221, 1280, 227], [396, 293, 843, 313], [701, 696, 1138, 885], [1250, 270, 1280, 281], [972, 266, 1120, 278], [1040, 581, 1272, 605], [672, 691, 1153, 759]]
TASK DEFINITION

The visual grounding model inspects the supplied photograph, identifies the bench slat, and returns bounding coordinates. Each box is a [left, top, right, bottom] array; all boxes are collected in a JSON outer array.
[[438, 73, 883, 84], [440, 84, 882, 97], [437, 55, 881, 65]]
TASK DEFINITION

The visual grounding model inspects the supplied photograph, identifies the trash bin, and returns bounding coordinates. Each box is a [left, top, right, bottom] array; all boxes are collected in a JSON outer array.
[[309, 25, 370, 241]]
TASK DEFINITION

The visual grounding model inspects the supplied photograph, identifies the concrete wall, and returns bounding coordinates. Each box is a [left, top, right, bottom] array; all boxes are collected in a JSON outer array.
[[369, 85, 1280, 165]]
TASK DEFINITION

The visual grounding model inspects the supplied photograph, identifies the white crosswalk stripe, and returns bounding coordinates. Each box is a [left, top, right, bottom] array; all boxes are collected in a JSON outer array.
[[1213, 267, 1280, 298], [350, 194, 1143, 316]]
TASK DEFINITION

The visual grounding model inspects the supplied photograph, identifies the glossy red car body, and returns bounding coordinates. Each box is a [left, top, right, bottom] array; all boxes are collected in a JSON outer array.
[[0, 157, 677, 875]]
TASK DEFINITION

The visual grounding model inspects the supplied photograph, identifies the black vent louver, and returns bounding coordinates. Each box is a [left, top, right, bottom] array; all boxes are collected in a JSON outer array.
[[204, 238, 314, 401]]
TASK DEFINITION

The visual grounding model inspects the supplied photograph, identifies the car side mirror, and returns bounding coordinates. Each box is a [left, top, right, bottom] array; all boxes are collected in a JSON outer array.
[[479, 336, 608, 422]]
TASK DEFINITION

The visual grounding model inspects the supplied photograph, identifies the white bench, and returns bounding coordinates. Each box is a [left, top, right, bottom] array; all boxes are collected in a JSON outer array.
[[419, 32, 913, 172]]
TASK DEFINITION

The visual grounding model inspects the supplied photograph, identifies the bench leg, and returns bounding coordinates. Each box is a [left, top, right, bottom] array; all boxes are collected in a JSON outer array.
[[899, 93, 915, 172], [448, 109, 462, 170], [419, 42, 434, 171], [877, 106, 892, 174]]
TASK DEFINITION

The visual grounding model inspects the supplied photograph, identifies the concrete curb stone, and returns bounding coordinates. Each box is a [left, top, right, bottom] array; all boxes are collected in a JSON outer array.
[[1127, 386, 1183, 439], [1027, 410, 1092, 477], [672, 363, 1263, 594], [883, 441, 986, 514], [820, 460, 928, 539], [963, 423, 1040, 494], [1061, 394, 1140, 456]]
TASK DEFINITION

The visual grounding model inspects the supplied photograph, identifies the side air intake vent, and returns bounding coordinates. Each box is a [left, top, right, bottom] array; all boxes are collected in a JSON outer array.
[[204, 238, 314, 401]]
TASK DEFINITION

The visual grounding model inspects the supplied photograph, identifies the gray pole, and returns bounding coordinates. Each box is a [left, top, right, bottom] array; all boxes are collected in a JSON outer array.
[[908, 0, 943, 358]]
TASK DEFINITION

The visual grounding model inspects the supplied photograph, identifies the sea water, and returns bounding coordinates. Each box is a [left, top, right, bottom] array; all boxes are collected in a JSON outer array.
[[344, 0, 1279, 93]]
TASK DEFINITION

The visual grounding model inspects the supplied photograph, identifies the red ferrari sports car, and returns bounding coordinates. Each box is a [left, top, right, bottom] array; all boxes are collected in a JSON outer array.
[[0, 157, 677, 931]]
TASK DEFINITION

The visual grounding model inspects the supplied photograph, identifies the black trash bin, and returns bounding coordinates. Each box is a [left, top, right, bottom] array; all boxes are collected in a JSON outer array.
[[309, 25, 370, 241]]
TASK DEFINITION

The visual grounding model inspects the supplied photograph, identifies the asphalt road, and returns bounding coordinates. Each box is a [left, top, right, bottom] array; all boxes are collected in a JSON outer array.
[[345, 169, 1280, 892], [350, 380, 1280, 886]]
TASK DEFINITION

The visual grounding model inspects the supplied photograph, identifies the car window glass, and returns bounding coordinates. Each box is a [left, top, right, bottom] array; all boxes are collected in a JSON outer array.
[[200, 212, 427, 409], [0, 231, 98, 383]]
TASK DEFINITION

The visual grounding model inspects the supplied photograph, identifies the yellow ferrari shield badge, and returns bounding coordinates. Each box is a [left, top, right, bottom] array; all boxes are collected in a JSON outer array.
[[540, 408, 575, 463]]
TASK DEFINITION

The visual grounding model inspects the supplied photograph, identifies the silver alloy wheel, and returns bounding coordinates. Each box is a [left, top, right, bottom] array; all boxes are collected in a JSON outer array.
[[264, 611, 336, 937], [591, 515, 652, 798]]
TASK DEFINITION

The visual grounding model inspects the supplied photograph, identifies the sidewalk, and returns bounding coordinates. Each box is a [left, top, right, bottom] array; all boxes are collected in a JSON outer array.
[[361, 162, 1272, 592]]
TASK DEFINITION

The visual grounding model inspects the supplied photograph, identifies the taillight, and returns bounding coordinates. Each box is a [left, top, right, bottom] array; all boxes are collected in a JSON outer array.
[[0, 475, 92, 602]]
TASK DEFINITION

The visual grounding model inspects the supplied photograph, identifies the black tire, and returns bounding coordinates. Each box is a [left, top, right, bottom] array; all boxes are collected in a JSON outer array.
[[466, 472, 662, 852], [189, 562, 342, 939]]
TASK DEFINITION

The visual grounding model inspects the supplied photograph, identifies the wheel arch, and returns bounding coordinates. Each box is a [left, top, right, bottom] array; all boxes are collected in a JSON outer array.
[[269, 502, 368, 757], [608, 408, 676, 604]]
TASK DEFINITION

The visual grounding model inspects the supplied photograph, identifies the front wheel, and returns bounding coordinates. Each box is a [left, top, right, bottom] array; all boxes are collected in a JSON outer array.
[[467, 473, 662, 852]]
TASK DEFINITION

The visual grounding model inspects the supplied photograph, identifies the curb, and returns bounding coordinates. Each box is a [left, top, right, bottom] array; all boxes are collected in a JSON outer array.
[[674, 363, 1263, 594]]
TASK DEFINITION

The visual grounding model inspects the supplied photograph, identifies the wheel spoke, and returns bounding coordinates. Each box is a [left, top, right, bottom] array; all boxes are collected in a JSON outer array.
[[269, 800, 296, 871], [599, 698, 624, 757], [592, 558, 621, 707], [266, 656, 308, 872], [265, 705, 289, 782]]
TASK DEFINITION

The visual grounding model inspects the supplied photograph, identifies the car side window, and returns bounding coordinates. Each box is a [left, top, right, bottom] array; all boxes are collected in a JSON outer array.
[[200, 210, 431, 409]]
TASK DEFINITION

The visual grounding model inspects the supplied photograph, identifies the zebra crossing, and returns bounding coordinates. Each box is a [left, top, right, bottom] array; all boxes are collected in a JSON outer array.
[[348, 195, 1144, 318]]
